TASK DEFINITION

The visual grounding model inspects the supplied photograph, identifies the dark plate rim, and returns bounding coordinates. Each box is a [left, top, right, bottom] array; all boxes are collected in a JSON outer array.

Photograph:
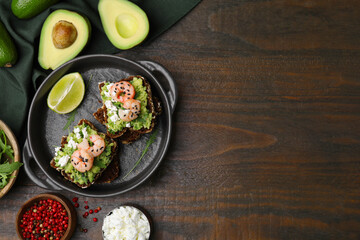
[[26, 54, 173, 197]]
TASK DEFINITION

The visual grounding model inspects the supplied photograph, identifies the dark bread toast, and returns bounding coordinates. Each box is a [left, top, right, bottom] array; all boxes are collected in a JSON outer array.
[[93, 75, 162, 144], [50, 119, 119, 188]]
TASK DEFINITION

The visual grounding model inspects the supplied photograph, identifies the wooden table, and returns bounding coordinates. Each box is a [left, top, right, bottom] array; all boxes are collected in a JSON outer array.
[[2, 0, 360, 239]]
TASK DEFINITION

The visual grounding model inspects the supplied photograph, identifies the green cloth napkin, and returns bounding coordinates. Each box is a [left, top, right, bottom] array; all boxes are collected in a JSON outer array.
[[0, 0, 200, 138]]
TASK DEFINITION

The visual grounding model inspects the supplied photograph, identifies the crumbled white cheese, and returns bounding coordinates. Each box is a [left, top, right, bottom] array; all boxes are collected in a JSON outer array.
[[54, 147, 61, 156], [126, 123, 131, 128], [104, 90, 111, 97], [82, 127, 88, 139], [123, 109, 130, 114], [58, 155, 70, 167], [109, 114, 120, 123], [102, 206, 150, 240], [67, 138, 77, 149], [74, 127, 81, 139], [106, 83, 114, 91], [105, 100, 117, 113]]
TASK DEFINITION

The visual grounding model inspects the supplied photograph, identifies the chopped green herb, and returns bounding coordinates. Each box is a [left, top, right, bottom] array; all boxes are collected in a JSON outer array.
[[63, 109, 77, 130], [122, 129, 158, 180]]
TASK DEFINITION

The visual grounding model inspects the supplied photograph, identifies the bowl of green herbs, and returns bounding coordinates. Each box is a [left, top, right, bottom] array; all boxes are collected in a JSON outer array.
[[0, 120, 22, 198]]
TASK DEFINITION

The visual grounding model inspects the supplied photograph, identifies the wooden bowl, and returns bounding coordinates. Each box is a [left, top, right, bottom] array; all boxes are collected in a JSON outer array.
[[0, 120, 21, 198], [16, 193, 77, 240]]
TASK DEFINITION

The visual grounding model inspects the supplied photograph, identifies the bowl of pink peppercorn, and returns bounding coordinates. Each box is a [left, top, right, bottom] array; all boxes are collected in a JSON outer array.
[[16, 193, 77, 240]]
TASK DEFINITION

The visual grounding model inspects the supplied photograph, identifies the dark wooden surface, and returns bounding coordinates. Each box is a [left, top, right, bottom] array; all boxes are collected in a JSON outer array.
[[2, 0, 360, 239]]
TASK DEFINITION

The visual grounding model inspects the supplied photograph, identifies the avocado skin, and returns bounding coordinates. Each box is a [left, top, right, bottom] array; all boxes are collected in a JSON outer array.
[[0, 21, 17, 68], [12, 0, 60, 19], [38, 10, 91, 70]]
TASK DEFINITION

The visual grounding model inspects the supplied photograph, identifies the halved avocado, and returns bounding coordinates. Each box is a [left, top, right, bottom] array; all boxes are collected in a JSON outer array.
[[38, 9, 91, 70], [98, 0, 149, 50]]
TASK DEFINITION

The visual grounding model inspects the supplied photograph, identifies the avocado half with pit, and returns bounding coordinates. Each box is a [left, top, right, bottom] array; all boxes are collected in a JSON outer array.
[[38, 9, 91, 70], [98, 0, 149, 50]]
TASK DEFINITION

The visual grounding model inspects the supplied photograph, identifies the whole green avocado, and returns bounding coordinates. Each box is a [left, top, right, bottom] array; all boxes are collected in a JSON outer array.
[[12, 0, 60, 19], [0, 21, 17, 67]]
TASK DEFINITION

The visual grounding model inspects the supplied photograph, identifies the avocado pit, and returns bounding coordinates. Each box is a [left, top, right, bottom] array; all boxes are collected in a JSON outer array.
[[115, 14, 138, 38], [52, 20, 78, 49]]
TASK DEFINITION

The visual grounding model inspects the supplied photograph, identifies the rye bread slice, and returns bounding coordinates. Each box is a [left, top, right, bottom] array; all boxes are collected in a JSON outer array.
[[50, 119, 119, 188], [93, 75, 162, 144]]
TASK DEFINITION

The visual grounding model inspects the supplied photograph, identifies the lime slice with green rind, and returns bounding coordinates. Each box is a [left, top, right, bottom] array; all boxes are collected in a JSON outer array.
[[47, 72, 85, 114]]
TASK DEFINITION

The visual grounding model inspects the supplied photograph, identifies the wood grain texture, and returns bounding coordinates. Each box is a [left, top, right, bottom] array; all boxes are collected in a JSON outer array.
[[1, 0, 360, 239]]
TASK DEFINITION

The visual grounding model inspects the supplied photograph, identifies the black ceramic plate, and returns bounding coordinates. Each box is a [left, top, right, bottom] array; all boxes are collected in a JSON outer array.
[[23, 54, 177, 197]]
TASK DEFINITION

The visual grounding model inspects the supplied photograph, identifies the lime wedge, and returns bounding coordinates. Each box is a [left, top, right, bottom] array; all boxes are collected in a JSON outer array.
[[47, 72, 85, 114]]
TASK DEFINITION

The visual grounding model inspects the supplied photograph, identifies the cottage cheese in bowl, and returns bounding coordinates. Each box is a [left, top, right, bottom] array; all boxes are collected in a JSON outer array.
[[102, 205, 151, 240]]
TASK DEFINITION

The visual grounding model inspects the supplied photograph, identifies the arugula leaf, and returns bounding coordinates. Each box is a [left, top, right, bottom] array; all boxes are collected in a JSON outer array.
[[0, 130, 14, 160], [122, 129, 158, 180], [0, 173, 8, 188], [0, 162, 22, 189], [0, 162, 23, 174]]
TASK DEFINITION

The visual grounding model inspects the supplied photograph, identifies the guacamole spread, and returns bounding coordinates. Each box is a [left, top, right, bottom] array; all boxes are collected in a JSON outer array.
[[100, 77, 152, 133], [53, 123, 114, 185]]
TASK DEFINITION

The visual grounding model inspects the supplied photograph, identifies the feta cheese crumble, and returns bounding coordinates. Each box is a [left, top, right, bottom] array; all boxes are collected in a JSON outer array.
[[109, 114, 120, 123], [54, 147, 61, 156], [105, 100, 117, 113], [74, 127, 81, 139], [67, 137, 77, 149], [82, 127, 88, 139], [102, 206, 151, 240], [105, 83, 114, 100], [58, 155, 70, 167]]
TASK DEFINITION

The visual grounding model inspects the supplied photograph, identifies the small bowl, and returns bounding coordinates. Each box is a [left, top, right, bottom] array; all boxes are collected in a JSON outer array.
[[16, 193, 77, 240], [0, 120, 21, 198], [102, 204, 153, 240]]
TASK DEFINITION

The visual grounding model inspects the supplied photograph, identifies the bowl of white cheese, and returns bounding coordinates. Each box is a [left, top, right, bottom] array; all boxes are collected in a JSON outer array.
[[102, 205, 152, 240]]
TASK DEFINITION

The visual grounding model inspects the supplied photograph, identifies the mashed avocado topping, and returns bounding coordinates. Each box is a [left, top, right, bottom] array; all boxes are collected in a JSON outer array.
[[100, 77, 152, 133], [53, 123, 114, 185]]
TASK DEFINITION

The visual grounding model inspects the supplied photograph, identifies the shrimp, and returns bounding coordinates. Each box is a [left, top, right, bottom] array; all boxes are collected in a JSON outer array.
[[123, 99, 141, 115], [88, 135, 105, 157], [110, 81, 135, 103], [77, 138, 90, 151], [76, 135, 105, 158], [118, 99, 141, 122], [71, 150, 94, 173]]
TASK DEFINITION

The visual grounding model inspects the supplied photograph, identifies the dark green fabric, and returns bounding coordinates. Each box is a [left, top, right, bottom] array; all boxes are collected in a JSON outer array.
[[0, 0, 200, 138]]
